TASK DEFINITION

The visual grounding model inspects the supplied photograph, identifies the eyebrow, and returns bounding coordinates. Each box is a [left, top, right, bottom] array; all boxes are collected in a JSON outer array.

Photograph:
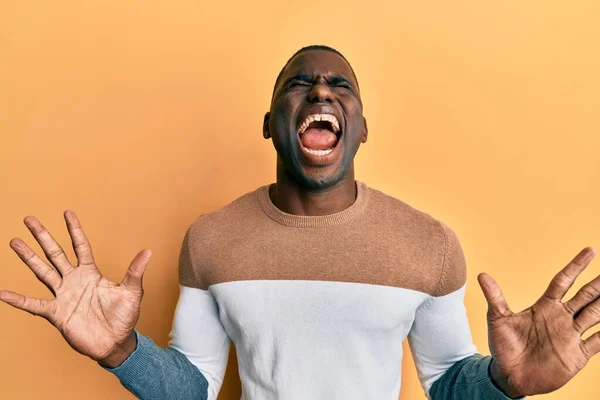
[[282, 73, 354, 89]]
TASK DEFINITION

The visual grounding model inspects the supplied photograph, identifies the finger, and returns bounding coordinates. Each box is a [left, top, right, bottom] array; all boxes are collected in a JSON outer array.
[[0, 290, 54, 320], [573, 297, 600, 333], [543, 247, 597, 301], [565, 273, 600, 315], [582, 332, 600, 358], [23, 216, 73, 276], [121, 249, 152, 291], [63, 210, 96, 267], [478, 273, 512, 318], [9, 238, 62, 294]]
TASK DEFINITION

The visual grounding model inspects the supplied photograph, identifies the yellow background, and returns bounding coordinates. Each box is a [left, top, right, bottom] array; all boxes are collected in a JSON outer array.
[[1, 1, 599, 398]]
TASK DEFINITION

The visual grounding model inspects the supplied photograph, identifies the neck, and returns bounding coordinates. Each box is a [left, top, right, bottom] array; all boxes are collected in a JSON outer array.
[[270, 162, 357, 216]]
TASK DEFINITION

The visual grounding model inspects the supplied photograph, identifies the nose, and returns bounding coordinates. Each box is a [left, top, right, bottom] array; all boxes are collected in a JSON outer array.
[[307, 81, 334, 104]]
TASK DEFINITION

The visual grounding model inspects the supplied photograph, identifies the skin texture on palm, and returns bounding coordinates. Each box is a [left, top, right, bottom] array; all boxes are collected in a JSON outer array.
[[479, 247, 600, 397], [0, 210, 151, 368], [1, 47, 600, 397]]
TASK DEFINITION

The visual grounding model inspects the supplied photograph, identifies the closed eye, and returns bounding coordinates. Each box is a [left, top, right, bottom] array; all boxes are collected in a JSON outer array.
[[283, 80, 310, 92], [334, 82, 351, 88], [283, 74, 313, 91], [328, 76, 353, 90], [289, 80, 311, 87]]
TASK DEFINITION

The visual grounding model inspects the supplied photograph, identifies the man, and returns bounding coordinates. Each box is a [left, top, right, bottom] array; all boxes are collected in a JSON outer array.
[[2, 45, 600, 400]]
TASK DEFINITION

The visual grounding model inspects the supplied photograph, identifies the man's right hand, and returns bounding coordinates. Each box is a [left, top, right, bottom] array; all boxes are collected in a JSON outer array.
[[0, 210, 152, 368]]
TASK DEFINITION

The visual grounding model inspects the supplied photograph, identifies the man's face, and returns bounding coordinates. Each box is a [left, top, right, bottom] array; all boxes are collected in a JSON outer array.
[[264, 50, 368, 189]]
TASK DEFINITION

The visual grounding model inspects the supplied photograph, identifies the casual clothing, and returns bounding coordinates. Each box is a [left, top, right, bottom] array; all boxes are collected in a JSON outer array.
[[104, 181, 523, 400]]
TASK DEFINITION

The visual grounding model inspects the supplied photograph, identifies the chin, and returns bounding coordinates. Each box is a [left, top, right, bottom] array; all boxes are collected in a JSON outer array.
[[295, 164, 350, 190], [278, 150, 352, 190]]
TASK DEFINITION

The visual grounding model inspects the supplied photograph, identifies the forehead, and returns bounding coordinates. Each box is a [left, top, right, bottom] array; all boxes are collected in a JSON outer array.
[[281, 50, 357, 84]]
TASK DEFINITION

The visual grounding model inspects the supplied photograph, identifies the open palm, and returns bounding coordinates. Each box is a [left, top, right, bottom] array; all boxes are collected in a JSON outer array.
[[478, 248, 600, 397], [0, 210, 152, 367]]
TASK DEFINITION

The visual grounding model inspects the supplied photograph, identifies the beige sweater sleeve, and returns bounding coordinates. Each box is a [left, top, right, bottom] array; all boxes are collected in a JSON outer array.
[[433, 221, 468, 297]]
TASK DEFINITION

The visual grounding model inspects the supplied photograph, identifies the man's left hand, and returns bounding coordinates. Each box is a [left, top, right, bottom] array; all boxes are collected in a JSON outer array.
[[478, 247, 600, 398]]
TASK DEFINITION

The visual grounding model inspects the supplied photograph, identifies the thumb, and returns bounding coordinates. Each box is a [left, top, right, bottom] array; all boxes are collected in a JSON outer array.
[[121, 249, 152, 291], [477, 273, 512, 318]]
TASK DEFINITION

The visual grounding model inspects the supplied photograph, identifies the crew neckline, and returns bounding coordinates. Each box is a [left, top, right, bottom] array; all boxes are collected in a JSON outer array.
[[256, 180, 370, 228]]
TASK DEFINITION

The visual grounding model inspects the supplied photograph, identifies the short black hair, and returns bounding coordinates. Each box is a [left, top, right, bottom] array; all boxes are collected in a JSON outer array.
[[271, 45, 359, 99]]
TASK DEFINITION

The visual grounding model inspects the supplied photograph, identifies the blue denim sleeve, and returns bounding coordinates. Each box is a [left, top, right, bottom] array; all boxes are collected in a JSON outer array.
[[100, 330, 209, 400], [428, 354, 525, 400]]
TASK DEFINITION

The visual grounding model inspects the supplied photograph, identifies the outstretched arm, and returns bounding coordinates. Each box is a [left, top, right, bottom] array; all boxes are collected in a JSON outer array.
[[0, 211, 230, 400], [101, 287, 230, 400], [418, 221, 600, 399], [0, 211, 150, 367], [408, 284, 519, 400], [409, 221, 522, 399], [477, 247, 600, 397], [101, 331, 210, 400], [101, 223, 231, 399]]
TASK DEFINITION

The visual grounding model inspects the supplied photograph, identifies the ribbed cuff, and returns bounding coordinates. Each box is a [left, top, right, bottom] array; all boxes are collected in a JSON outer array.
[[98, 330, 209, 400], [99, 330, 149, 380], [480, 356, 525, 400], [429, 354, 526, 400]]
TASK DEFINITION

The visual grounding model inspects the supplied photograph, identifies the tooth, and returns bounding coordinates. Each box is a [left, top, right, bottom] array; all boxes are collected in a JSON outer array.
[[300, 114, 342, 135], [302, 145, 334, 156], [300, 118, 309, 134]]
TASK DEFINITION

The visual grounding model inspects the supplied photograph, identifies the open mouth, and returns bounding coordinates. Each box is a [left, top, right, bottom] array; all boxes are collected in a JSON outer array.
[[297, 114, 341, 157]]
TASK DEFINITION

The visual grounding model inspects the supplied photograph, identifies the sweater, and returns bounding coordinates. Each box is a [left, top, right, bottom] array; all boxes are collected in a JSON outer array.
[[104, 181, 523, 400]]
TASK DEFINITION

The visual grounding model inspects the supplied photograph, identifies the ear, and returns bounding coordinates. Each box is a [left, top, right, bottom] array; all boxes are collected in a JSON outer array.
[[361, 117, 368, 143], [263, 112, 271, 139]]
